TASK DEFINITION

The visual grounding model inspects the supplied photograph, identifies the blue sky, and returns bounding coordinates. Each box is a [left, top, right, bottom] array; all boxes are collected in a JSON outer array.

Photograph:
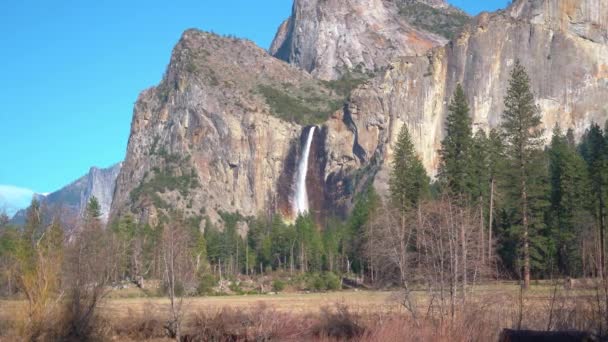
[[0, 0, 508, 215]]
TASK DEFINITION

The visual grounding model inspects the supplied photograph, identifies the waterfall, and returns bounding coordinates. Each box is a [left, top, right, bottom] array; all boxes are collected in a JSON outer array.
[[293, 126, 316, 216]]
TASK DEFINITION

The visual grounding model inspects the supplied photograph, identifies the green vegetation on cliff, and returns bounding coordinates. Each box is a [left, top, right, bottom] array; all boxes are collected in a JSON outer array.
[[398, 1, 470, 40]]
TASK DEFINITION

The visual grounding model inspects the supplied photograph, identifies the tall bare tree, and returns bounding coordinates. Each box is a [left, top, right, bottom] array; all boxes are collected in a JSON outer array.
[[161, 212, 197, 341]]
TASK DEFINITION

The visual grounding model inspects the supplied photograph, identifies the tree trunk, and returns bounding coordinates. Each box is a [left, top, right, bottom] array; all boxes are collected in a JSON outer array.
[[300, 241, 305, 274], [480, 195, 485, 265], [461, 208, 467, 303], [599, 188, 606, 279], [488, 178, 495, 263], [522, 177, 531, 289], [290, 243, 294, 275]]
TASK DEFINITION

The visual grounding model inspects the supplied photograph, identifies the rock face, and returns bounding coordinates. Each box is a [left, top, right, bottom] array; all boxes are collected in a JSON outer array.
[[328, 0, 608, 197], [416, 0, 449, 8], [112, 0, 608, 226], [510, 0, 608, 44], [269, 0, 449, 80], [110, 30, 343, 225], [11, 163, 121, 227]]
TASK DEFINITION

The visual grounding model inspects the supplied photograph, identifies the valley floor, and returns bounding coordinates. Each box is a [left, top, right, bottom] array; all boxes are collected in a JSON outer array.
[[0, 282, 601, 341]]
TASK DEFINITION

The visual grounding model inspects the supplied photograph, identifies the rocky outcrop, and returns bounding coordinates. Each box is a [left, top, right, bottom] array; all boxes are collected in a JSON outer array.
[[323, 0, 608, 198], [269, 0, 448, 80], [110, 30, 343, 226], [509, 0, 608, 44], [11, 163, 121, 227]]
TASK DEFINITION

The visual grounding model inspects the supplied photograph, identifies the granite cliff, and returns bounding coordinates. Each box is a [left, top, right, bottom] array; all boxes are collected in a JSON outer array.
[[109, 30, 345, 225], [111, 0, 608, 225], [268, 0, 456, 80], [339, 0, 608, 197], [11, 163, 121, 227]]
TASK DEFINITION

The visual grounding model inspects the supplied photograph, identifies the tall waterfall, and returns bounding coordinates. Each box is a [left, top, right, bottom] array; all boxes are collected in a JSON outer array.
[[293, 126, 316, 216]]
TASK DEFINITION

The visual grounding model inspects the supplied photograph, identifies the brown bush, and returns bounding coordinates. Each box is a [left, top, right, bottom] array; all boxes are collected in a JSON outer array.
[[312, 303, 365, 339], [112, 304, 167, 340], [184, 302, 311, 341]]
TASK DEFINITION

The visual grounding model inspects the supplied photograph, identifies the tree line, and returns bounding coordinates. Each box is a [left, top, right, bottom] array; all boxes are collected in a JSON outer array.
[[373, 60, 608, 292], [1, 61, 607, 301]]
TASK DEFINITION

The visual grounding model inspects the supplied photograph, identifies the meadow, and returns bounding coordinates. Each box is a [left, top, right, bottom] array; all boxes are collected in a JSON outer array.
[[0, 281, 602, 341]]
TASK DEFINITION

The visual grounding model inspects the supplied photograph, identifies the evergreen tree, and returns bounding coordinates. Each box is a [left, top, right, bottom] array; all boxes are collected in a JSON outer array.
[[294, 214, 322, 272], [246, 216, 272, 271], [204, 220, 223, 267], [270, 215, 295, 271], [439, 84, 474, 197], [86, 196, 102, 221], [389, 124, 430, 212], [548, 125, 590, 276], [344, 188, 379, 274], [486, 128, 506, 261], [500, 60, 546, 288], [579, 123, 608, 276], [469, 129, 489, 203], [469, 129, 490, 263]]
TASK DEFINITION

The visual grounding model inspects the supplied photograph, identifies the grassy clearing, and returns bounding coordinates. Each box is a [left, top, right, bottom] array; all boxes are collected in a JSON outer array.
[[0, 282, 590, 321], [100, 291, 399, 318], [0, 282, 603, 341]]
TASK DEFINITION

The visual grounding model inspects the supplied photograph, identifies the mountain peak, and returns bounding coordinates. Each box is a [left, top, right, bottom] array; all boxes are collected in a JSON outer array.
[[11, 163, 122, 227], [269, 0, 449, 80]]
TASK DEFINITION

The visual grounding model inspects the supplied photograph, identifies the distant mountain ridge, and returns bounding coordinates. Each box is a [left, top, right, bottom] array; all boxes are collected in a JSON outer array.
[[11, 163, 122, 227]]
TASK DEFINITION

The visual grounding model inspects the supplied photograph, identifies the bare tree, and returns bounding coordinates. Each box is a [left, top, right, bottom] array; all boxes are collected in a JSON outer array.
[[61, 197, 111, 340], [161, 213, 197, 341], [12, 200, 65, 339], [369, 195, 494, 325]]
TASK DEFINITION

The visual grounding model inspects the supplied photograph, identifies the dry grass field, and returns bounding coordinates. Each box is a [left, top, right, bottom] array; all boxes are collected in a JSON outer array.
[[0, 282, 603, 341]]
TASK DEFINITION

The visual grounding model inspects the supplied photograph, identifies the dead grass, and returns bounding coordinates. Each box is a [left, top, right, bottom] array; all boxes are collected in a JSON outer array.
[[1, 283, 604, 341]]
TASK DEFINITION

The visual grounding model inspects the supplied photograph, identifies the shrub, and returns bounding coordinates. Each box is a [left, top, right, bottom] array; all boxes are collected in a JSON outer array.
[[313, 303, 365, 339], [186, 303, 307, 341], [322, 71, 369, 97], [303, 273, 323, 291], [258, 85, 342, 125], [229, 282, 244, 295], [272, 279, 286, 292], [112, 304, 165, 340], [323, 272, 341, 291], [197, 274, 218, 295], [160, 280, 185, 297], [398, 2, 470, 40]]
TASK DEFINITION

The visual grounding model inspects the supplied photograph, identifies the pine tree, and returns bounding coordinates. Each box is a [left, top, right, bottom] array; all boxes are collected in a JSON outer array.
[[548, 125, 590, 276], [469, 129, 490, 262], [345, 188, 379, 274], [500, 60, 545, 288], [579, 123, 608, 277], [270, 215, 295, 271], [389, 124, 430, 212], [85, 196, 102, 223], [486, 128, 506, 262], [295, 214, 323, 273], [439, 84, 473, 197]]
